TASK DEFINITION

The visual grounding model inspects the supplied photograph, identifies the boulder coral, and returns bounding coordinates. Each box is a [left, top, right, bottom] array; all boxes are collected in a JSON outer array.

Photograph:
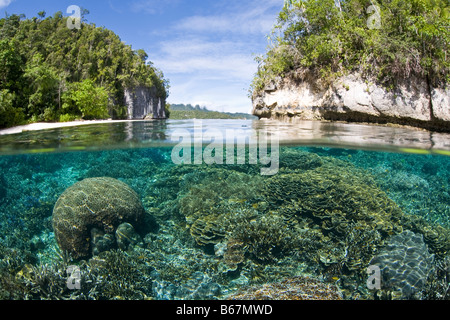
[[370, 230, 435, 299], [52, 177, 145, 259]]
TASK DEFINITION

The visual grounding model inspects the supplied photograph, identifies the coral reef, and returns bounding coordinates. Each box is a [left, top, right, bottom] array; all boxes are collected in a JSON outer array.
[[85, 249, 154, 300], [278, 148, 324, 171], [52, 177, 146, 259], [153, 271, 222, 300], [370, 230, 435, 299], [175, 167, 265, 249], [9, 249, 154, 300], [226, 213, 301, 264], [0, 145, 449, 301], [423, 254, 450, 300], [221, 239, 246, 269], [260, 158, 405, 274], [116, 222, 144, 251], [228, 275, 343, 300], [145, 150, 449, 300], [91, 228, 115, 256]]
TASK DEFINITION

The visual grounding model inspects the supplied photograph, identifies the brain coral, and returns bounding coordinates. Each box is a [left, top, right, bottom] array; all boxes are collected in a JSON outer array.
[[52, 177, 145, 259], [370, 230, 435, 299]]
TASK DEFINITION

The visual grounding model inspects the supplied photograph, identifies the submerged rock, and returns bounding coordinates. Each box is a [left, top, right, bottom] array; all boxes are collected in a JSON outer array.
[[370, 230, 435, 299], [116, 222, 143, 251], [91, 228, 115, 256], [52, 177, 145, 259]]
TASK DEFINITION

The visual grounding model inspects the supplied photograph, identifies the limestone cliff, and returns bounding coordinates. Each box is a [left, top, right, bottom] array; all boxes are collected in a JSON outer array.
[[252, 73, 449, 132], [124, 86, 166, 120]]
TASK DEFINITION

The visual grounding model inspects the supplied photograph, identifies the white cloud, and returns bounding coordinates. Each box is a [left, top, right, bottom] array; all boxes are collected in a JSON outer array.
[[167, 74, 254, 114], [154, 37, 256, 78], [174, 0, 281, 35], [151, 0, 284, 113], [0, 0, 13, 9], [131, 0, 180, 14], [153, 36, 257, 113]]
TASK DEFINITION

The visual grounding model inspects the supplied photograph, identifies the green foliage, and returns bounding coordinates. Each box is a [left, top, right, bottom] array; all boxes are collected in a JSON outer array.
[[0, 11, 169, 128], [167, 103, 257, 120], [59, 113, 80, 122], [164, 103, 171, 119], [0, 39, 26, 127], [0, 89, 24, 128], [252, 0, 449, 94], [169, 110, 241, 120], [0, 39, 23, 90], [62, 79, 109, 120], [24, 53, 60, 121]]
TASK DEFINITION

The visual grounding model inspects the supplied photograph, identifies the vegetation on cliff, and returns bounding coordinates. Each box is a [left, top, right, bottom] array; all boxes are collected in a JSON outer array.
[[0, 11, 169, 128], [251, 0, 449, 94], [167, 103, 257, 120]]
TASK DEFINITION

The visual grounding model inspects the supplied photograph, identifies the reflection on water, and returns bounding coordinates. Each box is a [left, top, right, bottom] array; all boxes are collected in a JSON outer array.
[[252, 119, 450, 153], [0, 119, 449, 155]]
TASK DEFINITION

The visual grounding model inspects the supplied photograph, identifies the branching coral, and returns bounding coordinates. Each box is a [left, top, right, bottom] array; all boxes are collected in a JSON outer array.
[[227, 214, 301, 263]]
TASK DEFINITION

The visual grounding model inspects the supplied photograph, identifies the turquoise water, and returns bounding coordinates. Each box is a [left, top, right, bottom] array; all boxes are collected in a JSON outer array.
[[0, 120, 449, 300]]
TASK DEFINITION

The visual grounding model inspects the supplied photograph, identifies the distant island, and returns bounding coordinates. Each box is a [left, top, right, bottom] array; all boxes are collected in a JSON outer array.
[[167, 103, 257, 120], [0, 10, 169, 129], [251, 0, 449, 132]]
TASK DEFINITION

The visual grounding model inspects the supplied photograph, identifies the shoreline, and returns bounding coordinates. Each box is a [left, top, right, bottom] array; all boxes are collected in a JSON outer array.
[[0, 120, 136, 136], [0, 118, 249, 136]]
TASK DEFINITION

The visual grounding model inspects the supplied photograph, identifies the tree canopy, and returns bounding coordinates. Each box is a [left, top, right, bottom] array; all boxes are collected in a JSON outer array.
[[0, 11, 169, 128], [251, 0, 449, 94]]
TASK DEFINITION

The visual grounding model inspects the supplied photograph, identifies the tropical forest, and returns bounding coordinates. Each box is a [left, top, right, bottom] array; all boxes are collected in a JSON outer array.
[[0, 10, 169, 129], [251, 0, 449, 94]]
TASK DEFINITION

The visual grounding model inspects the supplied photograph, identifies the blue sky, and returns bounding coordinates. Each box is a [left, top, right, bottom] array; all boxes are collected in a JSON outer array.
[[0, 0, 284, 114]]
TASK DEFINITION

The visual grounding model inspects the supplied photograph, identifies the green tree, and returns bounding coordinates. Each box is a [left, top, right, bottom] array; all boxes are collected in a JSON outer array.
[[24, 53, 59, 121], [165, 103, 171, 119], [0, 39, 23, 90], [136, 49, 148, 63], [252, 0, 449, 93], [0, 10, 169, 128], [63, 79, 109, 120], [0, 89, 24, 128]]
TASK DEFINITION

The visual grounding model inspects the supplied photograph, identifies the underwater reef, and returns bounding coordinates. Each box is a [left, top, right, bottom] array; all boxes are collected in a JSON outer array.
[[228, 276, 343, 300], [0, 147, 449, 300], [52, 177, 146, 259], [370, 230, 435, 299]]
